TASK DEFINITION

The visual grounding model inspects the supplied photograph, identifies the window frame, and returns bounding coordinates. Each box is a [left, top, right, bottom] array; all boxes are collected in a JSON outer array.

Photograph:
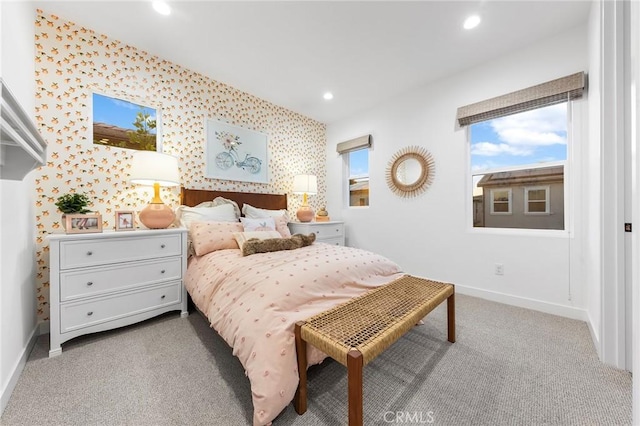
[[524, 185, 550, 215], [489, 188, 512, 215], [344, 147, 370, 208], [465, 100, 575, 236]]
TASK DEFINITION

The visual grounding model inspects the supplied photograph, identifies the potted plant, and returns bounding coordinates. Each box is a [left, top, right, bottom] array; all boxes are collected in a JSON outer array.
[[55, 192, 92, 228]]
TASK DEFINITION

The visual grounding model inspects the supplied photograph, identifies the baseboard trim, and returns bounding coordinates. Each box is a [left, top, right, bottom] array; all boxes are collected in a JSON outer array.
[[585, 311, 601, 358], [455, 284, 587, 321], [0, 324, 39, 416]]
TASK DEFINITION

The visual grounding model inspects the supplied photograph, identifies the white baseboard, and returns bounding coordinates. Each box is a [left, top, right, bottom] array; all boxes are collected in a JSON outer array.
[[0, 324, 39, 416], [455, 284, 588, 321], [585, 311, 601, 358]]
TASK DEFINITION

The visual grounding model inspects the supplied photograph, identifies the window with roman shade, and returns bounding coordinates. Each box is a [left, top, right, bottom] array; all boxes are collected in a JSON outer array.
[[464, 72, 585, 231]]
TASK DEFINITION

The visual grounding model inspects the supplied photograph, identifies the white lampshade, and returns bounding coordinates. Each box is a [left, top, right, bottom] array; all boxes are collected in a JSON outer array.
[[292, 174, 318, 195], [129, 151, 180, 187]]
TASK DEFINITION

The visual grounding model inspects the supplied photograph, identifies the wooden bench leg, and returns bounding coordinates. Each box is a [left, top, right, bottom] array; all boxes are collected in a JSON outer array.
[[294, 321, 307, 415], [347, 349, 364, 426], [447, 292, 456, 343]]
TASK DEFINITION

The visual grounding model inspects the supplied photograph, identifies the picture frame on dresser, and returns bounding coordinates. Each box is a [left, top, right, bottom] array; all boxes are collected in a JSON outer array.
[[65, 213, 103, 234], [115, 210, 135, 231]]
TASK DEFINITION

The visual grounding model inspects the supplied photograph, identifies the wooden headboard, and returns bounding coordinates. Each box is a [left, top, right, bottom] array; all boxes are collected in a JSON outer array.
[[180, 187, 288, 211]]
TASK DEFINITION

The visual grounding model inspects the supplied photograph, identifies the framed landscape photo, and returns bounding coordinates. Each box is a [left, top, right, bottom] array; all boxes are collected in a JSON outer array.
[[115, 210, 135, 231], [65, 214, 103, 234], [205, 119, 268, 183], [92, 92, 160, 152]]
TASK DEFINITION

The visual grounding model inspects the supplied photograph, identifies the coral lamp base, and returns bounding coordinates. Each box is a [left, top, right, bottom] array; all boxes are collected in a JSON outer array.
[[138, 203, 175, 229]]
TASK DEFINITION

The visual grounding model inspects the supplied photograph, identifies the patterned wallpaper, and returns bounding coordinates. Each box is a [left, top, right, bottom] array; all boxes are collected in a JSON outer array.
[[33, 10, 327, 321]]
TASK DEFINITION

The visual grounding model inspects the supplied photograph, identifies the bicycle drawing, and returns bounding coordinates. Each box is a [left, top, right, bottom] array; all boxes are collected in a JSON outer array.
[[214, 131, 262, 174]]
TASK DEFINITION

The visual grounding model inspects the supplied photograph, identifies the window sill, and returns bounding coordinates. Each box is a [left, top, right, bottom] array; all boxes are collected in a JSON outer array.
[[468, 226, 569, 238]]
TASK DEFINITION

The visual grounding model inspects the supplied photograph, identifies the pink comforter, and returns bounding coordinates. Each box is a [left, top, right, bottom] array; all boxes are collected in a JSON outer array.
[[185, 242, 403, 425]]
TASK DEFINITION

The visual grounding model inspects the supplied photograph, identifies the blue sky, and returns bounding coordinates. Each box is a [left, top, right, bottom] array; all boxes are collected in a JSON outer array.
[[470, 103, 567, 173], [93, 93, 156, 133], [349, 148, 369, 178]]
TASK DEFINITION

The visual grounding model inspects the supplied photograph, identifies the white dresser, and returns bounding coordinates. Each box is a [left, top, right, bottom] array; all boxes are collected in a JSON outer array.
[[47, 228, 188, 357], [288, 221, 345, 246]]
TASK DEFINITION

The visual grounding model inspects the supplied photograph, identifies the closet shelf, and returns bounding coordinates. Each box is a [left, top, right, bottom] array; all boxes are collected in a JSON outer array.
[[1, 78, 47, 180]]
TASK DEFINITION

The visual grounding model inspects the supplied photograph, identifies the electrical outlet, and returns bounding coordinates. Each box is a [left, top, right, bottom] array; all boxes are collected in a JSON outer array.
[[494, 263, 504, 275]]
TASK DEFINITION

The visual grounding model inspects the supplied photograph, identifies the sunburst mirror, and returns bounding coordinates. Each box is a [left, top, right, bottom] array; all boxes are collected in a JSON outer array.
[[385, 146, 435, 198]]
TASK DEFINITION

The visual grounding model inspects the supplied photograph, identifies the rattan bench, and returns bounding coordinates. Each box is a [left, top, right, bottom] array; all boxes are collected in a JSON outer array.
[[293, 275, 455, 426]]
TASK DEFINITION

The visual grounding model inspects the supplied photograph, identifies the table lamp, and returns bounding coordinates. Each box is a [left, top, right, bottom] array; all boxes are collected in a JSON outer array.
[[129, 151, 180, 229], [292, 174, 317, 222]]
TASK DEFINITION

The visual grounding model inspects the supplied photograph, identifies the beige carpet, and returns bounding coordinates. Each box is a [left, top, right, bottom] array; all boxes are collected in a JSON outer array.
[[1, 294, 632, 425]]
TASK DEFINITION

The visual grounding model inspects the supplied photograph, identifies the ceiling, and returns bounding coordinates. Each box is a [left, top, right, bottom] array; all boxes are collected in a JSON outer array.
[[33, 1, 592, 124]]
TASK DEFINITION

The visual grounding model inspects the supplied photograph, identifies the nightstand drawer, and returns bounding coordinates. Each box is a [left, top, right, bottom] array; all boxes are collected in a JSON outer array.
[[60, 282, 181, 333], [60, 257, 182, 302], [311, 223, 344, 239], [320, 237, 344, 246], [60, 234, 182, 269]]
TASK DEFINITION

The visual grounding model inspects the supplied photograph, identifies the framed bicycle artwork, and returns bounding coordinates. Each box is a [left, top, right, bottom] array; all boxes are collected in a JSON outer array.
[[205, 118, 268, 183]]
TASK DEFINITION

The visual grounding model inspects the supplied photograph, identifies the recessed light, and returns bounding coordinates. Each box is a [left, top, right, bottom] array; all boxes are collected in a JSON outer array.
[[323, 92, 334, 100], [152, 0, 171, 16], [463, 15, 481, 30]]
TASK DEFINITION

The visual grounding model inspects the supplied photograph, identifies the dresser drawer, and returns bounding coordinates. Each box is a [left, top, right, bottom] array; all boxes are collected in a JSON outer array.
[[59, 257, 182, 302], [59, 234, 182, 269], [60, 282, 181, 333]]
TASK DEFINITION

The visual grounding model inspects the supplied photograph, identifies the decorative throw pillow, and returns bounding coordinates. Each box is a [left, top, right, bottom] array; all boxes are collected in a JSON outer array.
[[242, 203, 291, 223], [189, 221, 243, 256], [212, 196, 241, 219], [241, 233, 316, 256], [177, 204, 238, 229], [233, 231, 282, 252], [240, 216, 276, 232], [274, 215, 292, 238]]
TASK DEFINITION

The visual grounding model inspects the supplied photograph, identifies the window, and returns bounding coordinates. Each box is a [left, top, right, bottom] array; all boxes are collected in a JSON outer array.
[[524, 186, 550, 214], [348, 148, 369, 207], [490, 188, 512, 214], [470, 103, 567, 230]]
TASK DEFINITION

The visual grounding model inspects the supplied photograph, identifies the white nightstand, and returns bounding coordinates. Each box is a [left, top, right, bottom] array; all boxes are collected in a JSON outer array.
[[288, 221, 345, 246], [47, 228, 188, 357]]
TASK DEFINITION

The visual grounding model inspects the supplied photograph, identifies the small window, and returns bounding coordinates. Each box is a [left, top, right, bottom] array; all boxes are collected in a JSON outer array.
[[525, 186, 550, 214], [490, 188, 512, 214], [347, 148, 369, 207]]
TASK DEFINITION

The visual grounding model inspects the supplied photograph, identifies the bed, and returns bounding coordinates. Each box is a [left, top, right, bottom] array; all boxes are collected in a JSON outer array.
[[180, 188, 404, 425]]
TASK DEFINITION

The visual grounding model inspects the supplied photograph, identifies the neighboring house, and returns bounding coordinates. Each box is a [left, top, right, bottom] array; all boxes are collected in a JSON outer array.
[[476, 166, 564, 230], [349, 179, 369, 207]]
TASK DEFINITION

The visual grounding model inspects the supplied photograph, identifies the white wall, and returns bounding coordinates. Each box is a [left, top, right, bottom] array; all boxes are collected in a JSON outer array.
[[326, 25, 589, 319], [585, 0, 603, 356], [0, 1, 38, 415]]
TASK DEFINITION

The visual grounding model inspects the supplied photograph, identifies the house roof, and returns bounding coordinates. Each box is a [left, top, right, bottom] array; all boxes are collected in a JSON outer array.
[[477, 165, 564, 188]]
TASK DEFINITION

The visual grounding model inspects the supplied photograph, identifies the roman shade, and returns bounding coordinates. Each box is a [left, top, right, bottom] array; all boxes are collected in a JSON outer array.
[[456, 72, 586, 126], [336, 134, 371, 154]]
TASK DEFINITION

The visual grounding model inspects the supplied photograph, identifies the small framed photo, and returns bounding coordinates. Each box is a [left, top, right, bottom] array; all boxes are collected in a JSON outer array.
[[65, 214, 103, 234], [115, 210, 135, 231]]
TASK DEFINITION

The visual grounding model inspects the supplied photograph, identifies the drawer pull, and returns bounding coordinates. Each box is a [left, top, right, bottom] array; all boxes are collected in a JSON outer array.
[[161, 270, 166, 274], [87, 311, 93, 316], [86, 281, 93, 286], [86, 251, 93, 256], [161, 244, 166, 249], [161, 295, 166, 299]]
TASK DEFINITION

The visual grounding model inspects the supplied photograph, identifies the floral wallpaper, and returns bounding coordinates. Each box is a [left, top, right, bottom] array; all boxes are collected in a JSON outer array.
[[33, 10, 327, 321]]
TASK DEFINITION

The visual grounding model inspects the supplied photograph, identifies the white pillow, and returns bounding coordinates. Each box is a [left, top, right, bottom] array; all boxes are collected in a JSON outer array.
[[233, 231, 282, 252], [242, 203, 291, 222], [176, 203, 238, 229], [240, 217, 276, 232]]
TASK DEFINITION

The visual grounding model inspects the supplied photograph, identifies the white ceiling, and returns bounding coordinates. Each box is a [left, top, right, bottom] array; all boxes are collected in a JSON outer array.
[[33, 1, 591, 124]]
